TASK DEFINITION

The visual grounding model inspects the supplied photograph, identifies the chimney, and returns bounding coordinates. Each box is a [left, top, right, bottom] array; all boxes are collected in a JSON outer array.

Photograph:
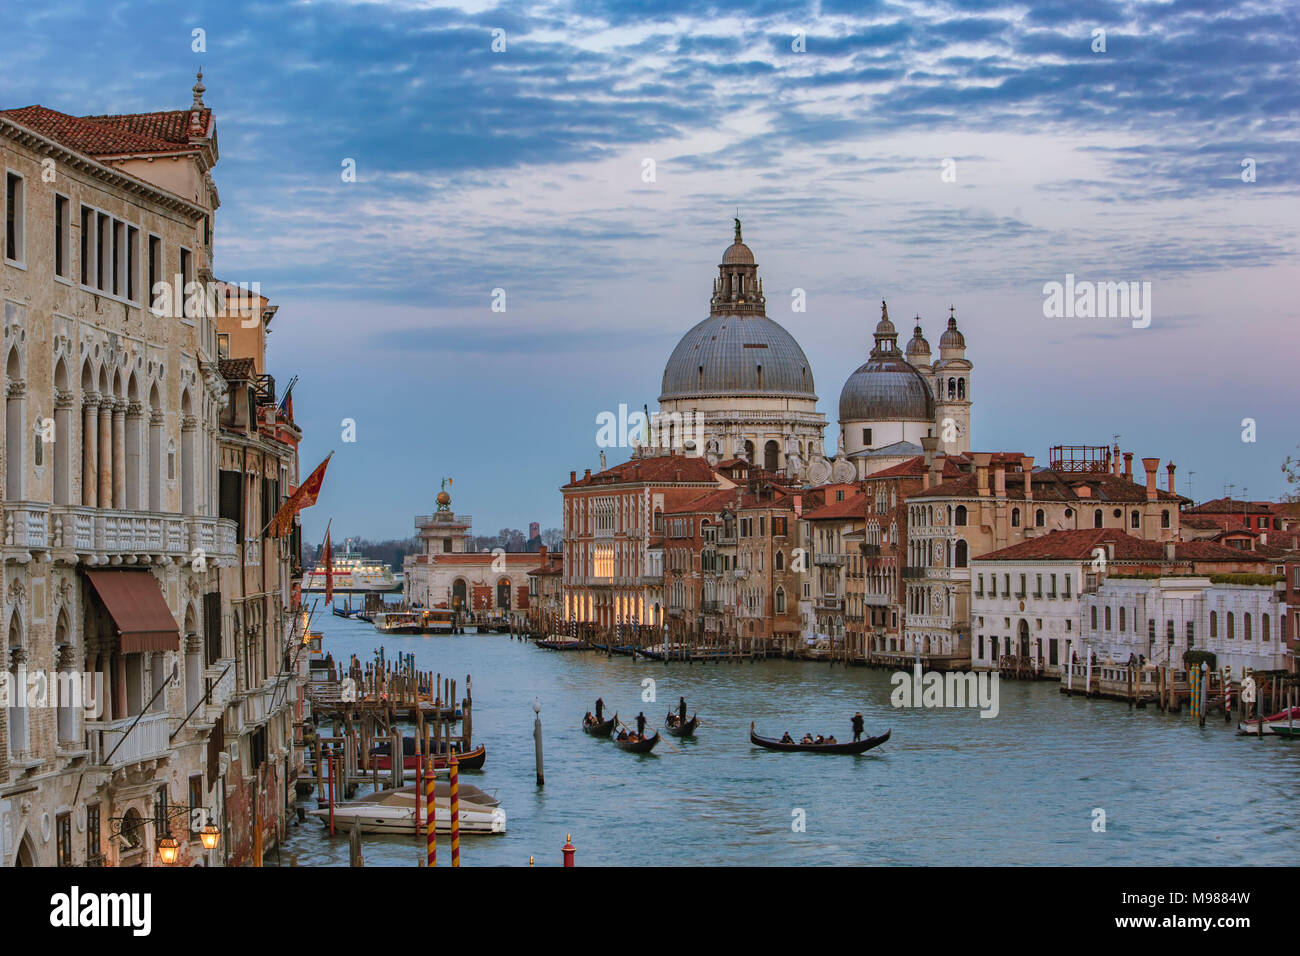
[[1021, 457, 1034, 501], [1164, 540, 1175, 562], [1166, 462, 1176, 496], [539, 545, 547, 560], [921, 436, 940, 489], [1123, 452, 1133, 480], [994, 463, 1006, 497], [793, 494, 803, 517], [1112, 443, 1121, 476], [1142, 458, 1159, 502], [570, 470, 577, 484], [972, 452, 992, 496], [584, 468, 592, 481]]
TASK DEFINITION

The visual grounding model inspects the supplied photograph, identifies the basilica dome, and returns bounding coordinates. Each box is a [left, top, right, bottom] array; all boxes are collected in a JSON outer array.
[[660, 313, 817, 401]]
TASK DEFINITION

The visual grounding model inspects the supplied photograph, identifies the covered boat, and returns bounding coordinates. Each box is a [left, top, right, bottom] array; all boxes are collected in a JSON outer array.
[[749, 722, 890, 754], [308, 784, 505, 835], [1238, 705, 1300, 736], [369, 737, 487, 771]]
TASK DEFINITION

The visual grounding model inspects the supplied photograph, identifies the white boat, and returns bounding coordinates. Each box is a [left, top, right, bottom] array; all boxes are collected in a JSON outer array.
[[308, 784, 506, 835], [373, 608, 456, 635], [303, 540, 401, 593]]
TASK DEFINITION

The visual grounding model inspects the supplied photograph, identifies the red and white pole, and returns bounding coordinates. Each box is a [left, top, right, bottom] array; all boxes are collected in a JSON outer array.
[[426, 758, 436, 867], [449, 753, 460, 867]]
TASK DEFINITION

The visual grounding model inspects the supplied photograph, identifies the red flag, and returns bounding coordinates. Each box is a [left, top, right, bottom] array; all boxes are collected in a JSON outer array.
[[269, 453, 332, 537], [323, 528, 334, 604]]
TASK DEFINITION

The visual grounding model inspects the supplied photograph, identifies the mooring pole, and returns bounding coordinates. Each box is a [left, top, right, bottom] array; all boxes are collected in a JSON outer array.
[[533, 697, 545, 787]]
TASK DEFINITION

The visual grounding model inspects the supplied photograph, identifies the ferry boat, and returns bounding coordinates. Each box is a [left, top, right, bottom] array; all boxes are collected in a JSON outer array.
[[303, 540, 401, 594], [373, 608, 457, 635]]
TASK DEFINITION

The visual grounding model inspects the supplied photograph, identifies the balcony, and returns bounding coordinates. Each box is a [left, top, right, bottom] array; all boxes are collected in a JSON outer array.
[[859, 543, 881, 557], [816, 595, 843, 610], [717, 534, 737, 546], [87, 711, 171, 769], [2, 502, 50, 552], [190, 516, 239, 563], [702, 600, 721, 613], [815, 552, 847, 567], [902, 567, 927, 579]]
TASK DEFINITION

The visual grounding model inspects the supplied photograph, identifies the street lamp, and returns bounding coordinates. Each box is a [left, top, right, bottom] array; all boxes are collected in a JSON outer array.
[[156, 837, 181, 865], [200, 823, 221, 851]]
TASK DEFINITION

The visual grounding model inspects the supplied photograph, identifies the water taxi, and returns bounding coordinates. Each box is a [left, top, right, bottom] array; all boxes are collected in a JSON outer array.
[[303, 540, 401, 594]]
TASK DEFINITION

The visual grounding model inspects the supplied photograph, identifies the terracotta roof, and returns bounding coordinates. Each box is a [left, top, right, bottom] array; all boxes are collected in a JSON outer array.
[[1185, 497, 1277, 515], [563, 455, 720, 489], [218, 357, 256, 382], [803, 493, 865, 521], [975, 529, 1256, 563], [0, 104, 208, 157], [911, 467, 1181, 504]]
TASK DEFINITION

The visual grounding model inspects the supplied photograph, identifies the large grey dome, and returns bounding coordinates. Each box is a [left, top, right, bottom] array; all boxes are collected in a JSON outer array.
[[660, 314, 817, 401]]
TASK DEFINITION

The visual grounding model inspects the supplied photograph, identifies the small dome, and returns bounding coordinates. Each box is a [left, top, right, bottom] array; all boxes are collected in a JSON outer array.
[[875, 306, 896, 338], [906, 321, 930, 358], [436, 490, 451, 506], [722, 241, 755, 265], [839, 354, 935, 423], [940, 315, 965, 349]]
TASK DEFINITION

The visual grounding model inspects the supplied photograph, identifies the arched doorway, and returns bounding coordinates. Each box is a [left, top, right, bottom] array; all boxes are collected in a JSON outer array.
[[13, 831, 36, 867], [496, 578, 511, 610], [1018, 619, 1030, 657], [763, 440, 779, 472], [742, 439, 755, 464], [452, 578, 467, 610]]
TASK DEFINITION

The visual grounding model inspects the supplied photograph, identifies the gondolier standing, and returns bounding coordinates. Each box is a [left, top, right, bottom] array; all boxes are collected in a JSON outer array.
[[596, 698, 605, 721], [852, 712, 865, 742], [678, 697, 688, 725], [636, 712, 647, 736]]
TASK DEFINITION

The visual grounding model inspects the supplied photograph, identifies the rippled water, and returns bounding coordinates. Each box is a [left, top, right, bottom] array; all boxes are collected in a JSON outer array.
[[275, 617, 1300, 866]]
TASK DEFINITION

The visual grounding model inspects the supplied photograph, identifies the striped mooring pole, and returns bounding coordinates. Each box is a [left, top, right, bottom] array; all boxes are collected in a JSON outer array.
[[449, 753, 461, 867], [425, 758, 436, 867]]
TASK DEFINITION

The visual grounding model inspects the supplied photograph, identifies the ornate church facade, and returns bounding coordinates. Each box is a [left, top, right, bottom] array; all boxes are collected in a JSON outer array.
[[655, 223, 973, 483]]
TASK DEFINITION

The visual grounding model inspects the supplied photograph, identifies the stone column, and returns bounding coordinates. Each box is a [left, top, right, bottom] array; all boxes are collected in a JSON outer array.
[[82, 394, 100, 507], [126, 401, 144, 510], [54, 389, 76, 506], [112, 399, 126, 509], [98, 400, 113, 508]]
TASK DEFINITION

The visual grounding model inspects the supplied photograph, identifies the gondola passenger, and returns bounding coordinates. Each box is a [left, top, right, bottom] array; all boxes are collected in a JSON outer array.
[[780, 732, 794, 743]]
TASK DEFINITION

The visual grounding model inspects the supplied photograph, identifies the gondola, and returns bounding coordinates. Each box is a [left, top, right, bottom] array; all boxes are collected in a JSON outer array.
[[369, 738, 488, 771], [614, 731, 659, 754], [582, 712, 618, 736], [749, 722, 890, 754], [664, 712, 699, 738]]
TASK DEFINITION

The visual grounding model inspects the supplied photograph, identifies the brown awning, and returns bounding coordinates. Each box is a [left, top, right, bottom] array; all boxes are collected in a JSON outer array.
[[85, 570, 180, 653]]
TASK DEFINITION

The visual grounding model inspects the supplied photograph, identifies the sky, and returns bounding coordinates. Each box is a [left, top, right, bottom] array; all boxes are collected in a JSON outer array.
[[3, 0, 1297, 543]]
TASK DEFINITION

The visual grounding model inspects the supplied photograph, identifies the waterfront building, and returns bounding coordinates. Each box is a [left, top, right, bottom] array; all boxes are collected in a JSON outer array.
[[970, 530, 1272, 675], [0, 77, 273, 865], [560, 455, 729, 628], [801, 489, 866, 654], [1182, 497, 1293, 535], [210, 306, 304, 865], [1078, 574, 1290, 675], [903, 444, 1186, 669], [525, 548, 562, 633], [403, 490, 543, 617], [1281, 551, 1299, 661]]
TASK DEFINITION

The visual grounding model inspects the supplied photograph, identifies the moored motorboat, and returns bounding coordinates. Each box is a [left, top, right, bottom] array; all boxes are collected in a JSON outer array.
[[749, 722, 890, 754], [308, 785, 505, 834], [614, 731, 660, 754], [369, 738, 487, 771], [664, 712, 698, 738], [583, 712, 617, 736], [1238, 706, 1300, 736]]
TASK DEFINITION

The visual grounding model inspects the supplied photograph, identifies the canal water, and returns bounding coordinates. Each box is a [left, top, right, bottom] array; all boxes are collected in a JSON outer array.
[[276, 616, 1300, 866]]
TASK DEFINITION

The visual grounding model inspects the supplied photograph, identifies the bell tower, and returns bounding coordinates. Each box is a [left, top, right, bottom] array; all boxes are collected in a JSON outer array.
[[933, 306, 972, 455]]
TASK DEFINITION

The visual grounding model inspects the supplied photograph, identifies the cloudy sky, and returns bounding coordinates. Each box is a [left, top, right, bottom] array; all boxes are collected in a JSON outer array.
[[4, 0, 1296, 542]]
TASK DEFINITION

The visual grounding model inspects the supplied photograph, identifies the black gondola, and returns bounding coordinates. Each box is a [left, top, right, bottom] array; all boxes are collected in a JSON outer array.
[[749, 722, 890, 754], [664, 712, 699, 738], [614, 731, 660, 754], [582, 712, 617, 736]]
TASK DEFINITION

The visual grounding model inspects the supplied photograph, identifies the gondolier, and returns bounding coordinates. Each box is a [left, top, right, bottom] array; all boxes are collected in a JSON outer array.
[[678, 696, 688, 724], [636, 712, 647, 736], [595, 697, 605, 721], [852, 712, 864, 742]]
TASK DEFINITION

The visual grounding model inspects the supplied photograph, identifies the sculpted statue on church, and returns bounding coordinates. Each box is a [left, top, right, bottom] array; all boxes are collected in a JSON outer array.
[[705, 436, 720, 467]]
